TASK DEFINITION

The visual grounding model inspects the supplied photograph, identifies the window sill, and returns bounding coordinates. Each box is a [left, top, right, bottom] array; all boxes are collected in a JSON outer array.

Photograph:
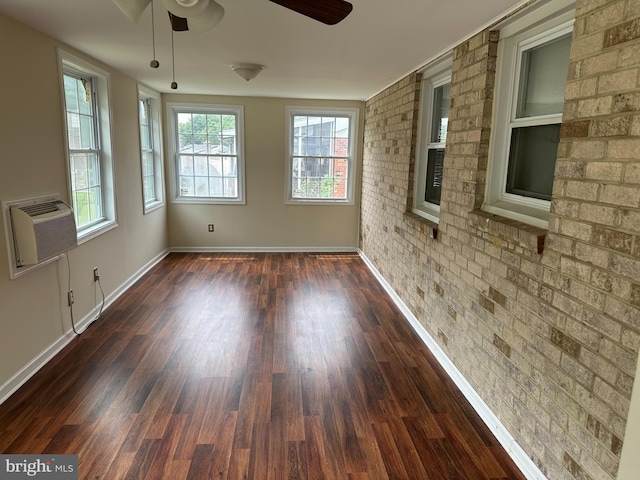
[[468, 209, 546, 254], [78, 219, 118, 245], [286, 199, 354, 206], [403, 212, 439, 240], [143, 200, 165, 215], [172, 197, 246, 205]]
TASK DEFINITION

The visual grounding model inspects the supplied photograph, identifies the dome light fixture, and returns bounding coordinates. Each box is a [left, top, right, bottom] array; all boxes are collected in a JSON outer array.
[[230, 63, 264, 82]]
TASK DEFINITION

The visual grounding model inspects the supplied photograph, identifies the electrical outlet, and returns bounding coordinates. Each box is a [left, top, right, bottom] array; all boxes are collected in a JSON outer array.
[[208, 224, 214, 232], [67, 290, 74, 306], [93, 267, 100, 282]]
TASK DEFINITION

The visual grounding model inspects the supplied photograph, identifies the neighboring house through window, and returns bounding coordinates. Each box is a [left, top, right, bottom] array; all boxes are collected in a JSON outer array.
[[59, 50, 117, 241], [138, 86, 164, 213], [414, 55, 452, 223], [286, 106, 358, 204], [167, 103, 245, 204], [484, 0, 575, 228]]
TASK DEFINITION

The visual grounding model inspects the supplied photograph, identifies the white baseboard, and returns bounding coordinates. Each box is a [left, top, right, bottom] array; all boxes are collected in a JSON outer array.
[[0, 249, 170, 406], [357, 249, 547, 480], [170, 246, 359, 253]]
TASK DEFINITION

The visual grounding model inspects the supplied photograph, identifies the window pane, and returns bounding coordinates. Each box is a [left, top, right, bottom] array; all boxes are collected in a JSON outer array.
[[64, 76, 79, 112], [66, 113, 81, 149], [180, 176, 194, 196], [506, 124, 560, 200], [143, 176, 155, 202], [425, 148, 445, 205], [86, 153, 101, 187], [191, 114, 207, 135], [516, 33, 572, 118], [194, 177, 209, 196], [174, 109, 240, 200], [140, 124, 151, 150], [194, 156, 208, 176], [209, 177, 223, 196], [222, 136, 236, 155], [224, 178, 238, 197], [80, 115, 95, 149], [430, 83, 450, 143], [179, 156, 194, 175], [291, 157, 346, 200], [223, 157, 237, 177], [209, 157, 223, 176], [78, 79, 93, 116]]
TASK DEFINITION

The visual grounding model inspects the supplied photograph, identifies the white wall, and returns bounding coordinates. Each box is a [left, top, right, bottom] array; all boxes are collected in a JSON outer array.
[[0, 13, 169, 395], [162, 94, 363, 250]]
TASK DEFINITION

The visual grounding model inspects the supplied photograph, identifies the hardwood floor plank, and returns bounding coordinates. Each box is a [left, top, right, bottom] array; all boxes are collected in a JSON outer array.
[[0, 253, 526, 479]]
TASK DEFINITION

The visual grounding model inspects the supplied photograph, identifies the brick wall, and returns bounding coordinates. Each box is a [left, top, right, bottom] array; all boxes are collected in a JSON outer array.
[[360, 1, 640, 479]]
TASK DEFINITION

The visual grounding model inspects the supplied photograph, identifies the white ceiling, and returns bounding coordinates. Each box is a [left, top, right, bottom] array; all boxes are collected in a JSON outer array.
[[0, 0, 524, 100]]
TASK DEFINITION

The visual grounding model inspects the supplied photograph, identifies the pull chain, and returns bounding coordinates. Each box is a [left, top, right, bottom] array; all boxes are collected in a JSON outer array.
[[149, 0, 159, 68], [171, 28, 178, 89]]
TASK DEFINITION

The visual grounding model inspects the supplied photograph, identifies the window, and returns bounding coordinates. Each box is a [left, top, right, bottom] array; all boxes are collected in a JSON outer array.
[[413, 56, 452, 222], [167, 103, 245, 204], [286, 107, 359, 204], [485, 0, 575, 228], [59, 50, 117, 240], [138, 86, 164, 213]]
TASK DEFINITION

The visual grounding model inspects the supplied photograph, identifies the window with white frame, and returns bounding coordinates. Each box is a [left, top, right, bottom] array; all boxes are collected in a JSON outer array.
[[167, 103, 245, 204], [59, 50, 117, 240], [286, 107, 358, 204], [484, 0, 574, 228], [413, 56, 452, 222], [138, 86, 164, 213]]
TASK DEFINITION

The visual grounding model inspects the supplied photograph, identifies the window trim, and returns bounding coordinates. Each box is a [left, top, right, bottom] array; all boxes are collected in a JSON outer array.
[[166, 102, 246, 205], [58, 49, 118, 243], [413, 55, 452, 223], [137, 85, 165, 214], [484, 2, 575, 229], [285, 106, 359, 206]]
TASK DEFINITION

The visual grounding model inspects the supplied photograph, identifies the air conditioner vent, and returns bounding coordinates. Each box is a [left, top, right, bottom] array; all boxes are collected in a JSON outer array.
[[19, 200, 65, 217]]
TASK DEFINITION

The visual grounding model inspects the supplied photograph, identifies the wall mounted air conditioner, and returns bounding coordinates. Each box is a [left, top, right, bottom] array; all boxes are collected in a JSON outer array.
[[3, 195, 78, 277]]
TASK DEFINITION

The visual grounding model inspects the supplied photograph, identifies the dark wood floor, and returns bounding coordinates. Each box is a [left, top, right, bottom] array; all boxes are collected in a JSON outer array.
[[0, 253, 526, 479]]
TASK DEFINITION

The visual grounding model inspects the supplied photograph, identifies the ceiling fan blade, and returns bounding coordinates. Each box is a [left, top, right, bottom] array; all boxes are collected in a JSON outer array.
[[268, 0, 353, 25], [168, 12, 189, 31]]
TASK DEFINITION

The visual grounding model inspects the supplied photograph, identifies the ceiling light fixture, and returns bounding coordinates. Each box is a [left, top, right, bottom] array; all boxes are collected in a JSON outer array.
[[230, 63, 264, 82]]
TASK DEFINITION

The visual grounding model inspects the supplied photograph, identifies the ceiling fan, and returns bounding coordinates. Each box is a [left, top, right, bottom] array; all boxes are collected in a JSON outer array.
[[114, 0, 353, 32]]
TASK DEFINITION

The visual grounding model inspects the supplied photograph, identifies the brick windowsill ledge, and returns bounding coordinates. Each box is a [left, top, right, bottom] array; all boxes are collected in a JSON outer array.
[[468, 209, 546, 254]]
